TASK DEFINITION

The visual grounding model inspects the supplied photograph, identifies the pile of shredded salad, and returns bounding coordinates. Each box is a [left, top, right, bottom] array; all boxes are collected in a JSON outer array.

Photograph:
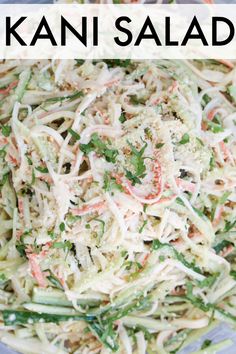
[[0, 59, 236, 354]]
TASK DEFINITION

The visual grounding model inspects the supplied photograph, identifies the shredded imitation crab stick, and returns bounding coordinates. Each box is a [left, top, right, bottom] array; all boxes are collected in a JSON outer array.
[[221, 245, 234, 258], [175, 178, 197, 193], [213, 206, 224, 227], [71, 201, 106, 216], [207, 108, 219, 121], [217, 60, 234, 69], [219, 141, 235, 164], [27, 254, 47, 288], [124, 159, 163, 205], [0, 81, 18, 95]]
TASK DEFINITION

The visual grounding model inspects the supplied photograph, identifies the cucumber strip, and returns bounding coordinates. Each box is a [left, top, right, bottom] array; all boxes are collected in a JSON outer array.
[[191, 339, 233, 354], [1, 176, 16, 218], [0, 239, 13, 260], [154, 303, 191, 314], [32, 287, 73, 307], [23, 303, 82, 316], [214, 307, 236, 326], [164, 328, 191, 351], [0, 258, 24, 270], [14, 69, 31, 102], [15, 328, 35, 339], [32, 287, 103, 307], [2, 309, 95, 326], [176, 320, 218, 351], [122, 315, 175, 331]]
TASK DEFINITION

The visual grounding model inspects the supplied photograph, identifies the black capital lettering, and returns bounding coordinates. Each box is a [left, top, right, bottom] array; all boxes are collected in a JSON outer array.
[[30, 16, 57, 46], [93, 17, 98, 46], [61, 16, 87, 47], [181, 16, 208, 46], [6, 16, 27, 46], [165, 17, 178, 46], [212, 17, 234, 46], [114, 16, 132, 46], [134, 16, 161, 46]]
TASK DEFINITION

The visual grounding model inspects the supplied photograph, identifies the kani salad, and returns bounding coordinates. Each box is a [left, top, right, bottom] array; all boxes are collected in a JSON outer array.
[[0, 59, 236, 353]]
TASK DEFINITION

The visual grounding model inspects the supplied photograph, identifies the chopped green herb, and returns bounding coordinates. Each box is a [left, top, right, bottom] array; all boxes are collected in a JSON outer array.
[[16, 230, 33, 258], [178, 133, 190, 145], [121, 250, 128, 258], [46, 271, 63, 290], [1, 125, 11, 137], [59, 222, 65, 232], [26, 155, 33, 165], [201, 339, 212, 350], [202, 94, 211, 107], [125, 169, 142, 186], [176, 197, 184, 206], [124, 260, 133, 271], [66, 214, 81, 225], [210, 200, 217, 221], [124, 261, 143, 272], [144, 127, 152, 139], [152, 239, 201, 274], [53, 241, 72, 250], [197, 273, 219, 288], [103, 172, 123, 192], [196, 137, 204, 146], [35, 166, 49, 174], [0, 274, 7, 283], [210, 153, 216, 170], [155, 143, 165, 149], [193, 206, 206, 219], [16, 241, 27, 258], [219, 191, 231, 205], [213, 240, 233, 254], [80, 133, 118, 163], [31, 169, 36, 185], [104, 59, 130, 68], [83, 326, 90, 334], [139, 220, 147, 233], [68, 128, 80, 141], [119, 113, 126, 123], [43, 91, 84, 105], [125, 139, 147, 185], [207, 120, 224, 133], [129, 95, 146, 105], [0, 173, 9, 187], [185, 282, 211, 312], [48, 230, 56, 240], [89, 321, 119, 352], [0, 148, 6, 159], [93, 218, 105, 237], [230, 270, 236, 280], [75, 59, 85, 65], [224, 220, 236, 232]]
